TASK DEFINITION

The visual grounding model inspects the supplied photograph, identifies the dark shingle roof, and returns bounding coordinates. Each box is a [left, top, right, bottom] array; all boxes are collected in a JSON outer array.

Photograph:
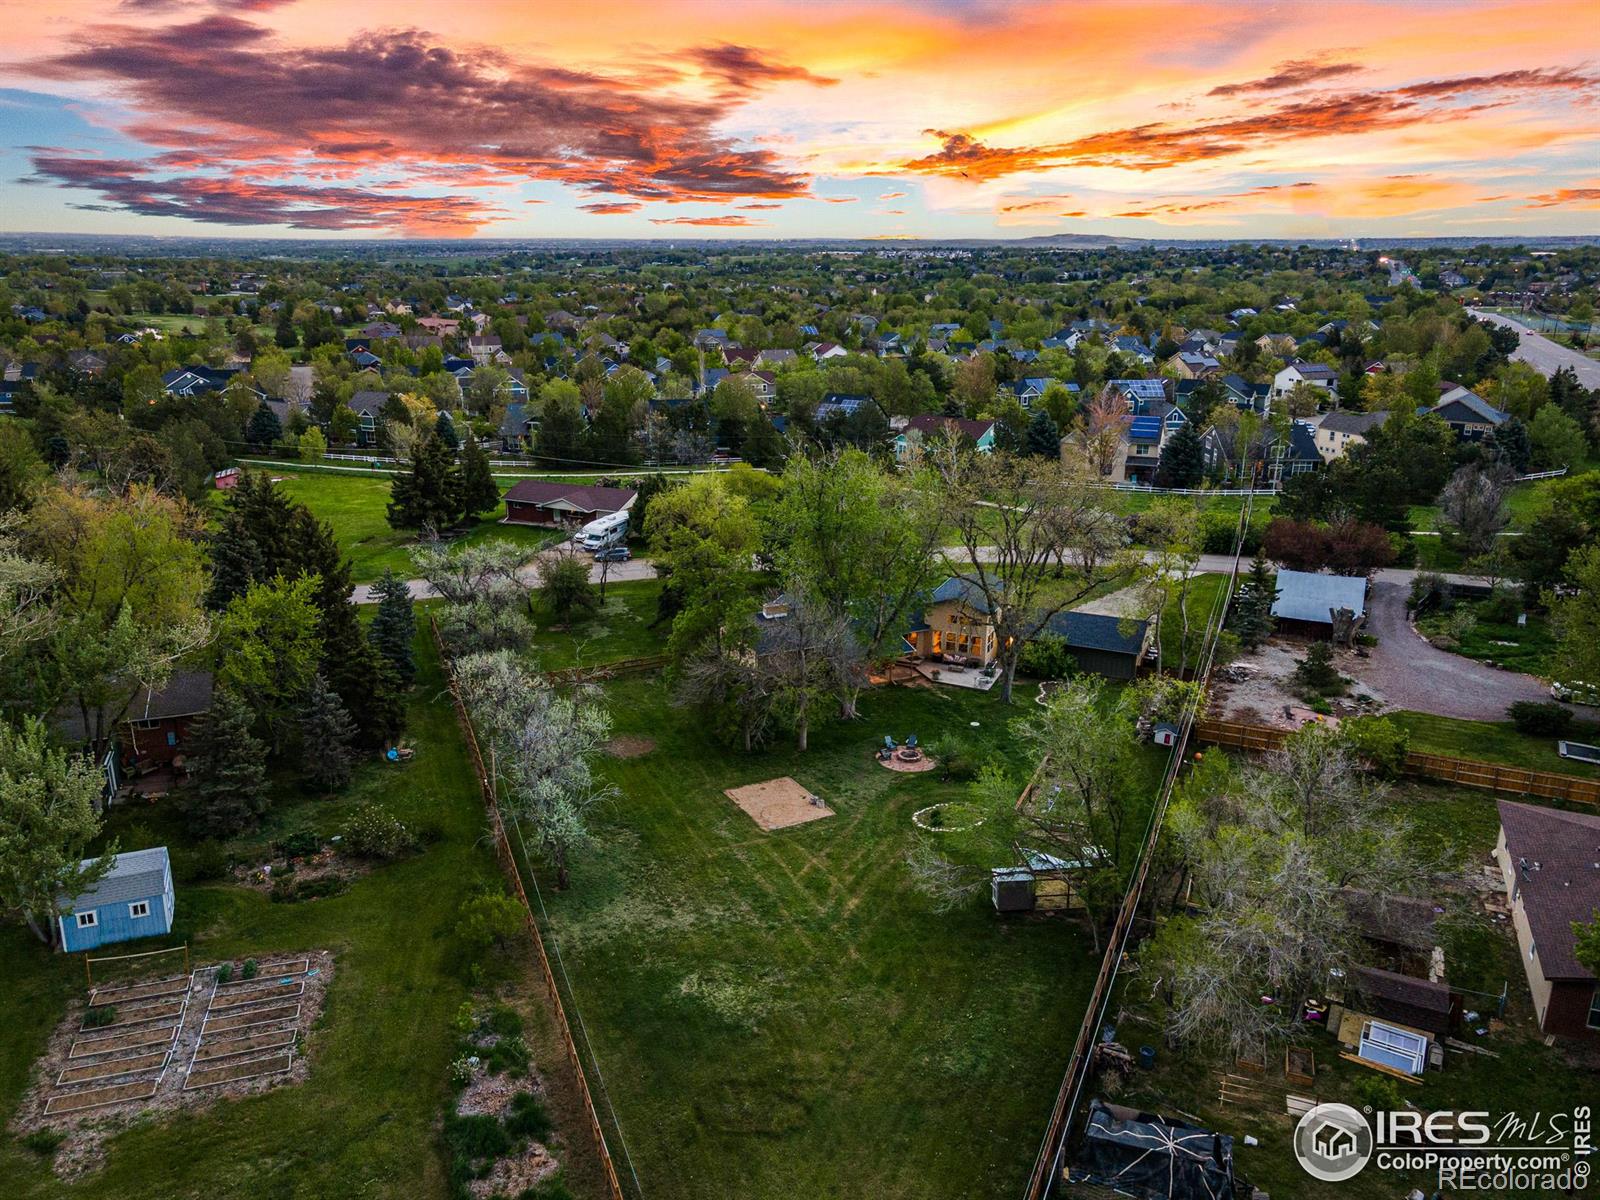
[[1499, 800, 1600, 980], [1043, 611, 1150, 657], [501, 480, 637, 513]]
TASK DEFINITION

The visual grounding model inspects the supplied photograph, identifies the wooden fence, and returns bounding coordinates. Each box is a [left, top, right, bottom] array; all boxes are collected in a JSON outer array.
[[431, 618, 628, 1200], [542, 655, 668, 685], [1194, 717, 1600, 805]]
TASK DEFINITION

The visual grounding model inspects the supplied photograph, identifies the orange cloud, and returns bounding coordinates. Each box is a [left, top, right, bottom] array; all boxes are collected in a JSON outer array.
[[648, 214, 767, 226]]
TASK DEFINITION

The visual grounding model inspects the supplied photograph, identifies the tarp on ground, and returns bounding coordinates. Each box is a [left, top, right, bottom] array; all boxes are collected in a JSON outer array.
[[1070, 1099, 1238, 1200]]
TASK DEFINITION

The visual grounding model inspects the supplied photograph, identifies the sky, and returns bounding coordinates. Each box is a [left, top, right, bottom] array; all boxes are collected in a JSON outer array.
[[0, 0, 1595, 241]]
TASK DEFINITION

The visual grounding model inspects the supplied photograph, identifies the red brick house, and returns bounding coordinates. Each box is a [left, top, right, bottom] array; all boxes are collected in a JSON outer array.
[[1494, 800, 1600, 1040], [501, 480, 637, 528]]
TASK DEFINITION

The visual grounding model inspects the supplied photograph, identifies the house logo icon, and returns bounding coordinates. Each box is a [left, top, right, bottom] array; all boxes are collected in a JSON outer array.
[[1294, 1102, 1374, 1182]]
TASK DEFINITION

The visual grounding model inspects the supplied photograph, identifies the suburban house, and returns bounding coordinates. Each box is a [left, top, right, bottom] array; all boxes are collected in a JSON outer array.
[[1429, 387, 1508, 441], [56, 846, 175, 953], [903, 576, 999, 668], [1270, 568, 1368, 633], [1494, 800, 1600, 1039], [1271, 360, 1340, 403], [349, 390, 389, 446], [1255, 332, 1297, 356], [814, 393, 886, 424], [1164, 351, 1222, 380], [894, 414, 996, 462], [55, 670, 214, 790], [501, 480, 637, 528], [1314, 409, 1392, 462], [499, 402, 535, 451], [1039, 610, 1155, 680]]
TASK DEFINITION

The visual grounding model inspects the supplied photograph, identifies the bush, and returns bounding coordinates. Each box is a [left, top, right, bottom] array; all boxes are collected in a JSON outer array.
[[1338, 716, 1410, 778], [454, 891, 525, 956], [277, 830, 322, 860], [443, 1112, 510, 1176], [487, 1006, 524, 1039], [215, 962, 233, 984], [518, 1176, 576, 1200], [1508, 701, 1575, 737], [339, 804, 412, 860], [1292, 642, 1345, 698], [242, 959, 258, 980], [1478, 588, 1521, 625], [1408, 572, 1449, 613], [1018, 632, 1076, 680], [927, 735, 979, 782], [21, 1129, 64, 1156], [487, 1034, 530, 1076], [503, 1091, 553, 1141], [1352, 1073, 1403, 1113], [83, 1005, 117, 1028], [449, 1054, 476, 1089], [453, 1002, 477, 1036], [177, 840, 231, 883]]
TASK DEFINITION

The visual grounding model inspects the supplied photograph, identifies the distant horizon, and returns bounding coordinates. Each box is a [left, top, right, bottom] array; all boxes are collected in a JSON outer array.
[[1, 0, 1596, 242]]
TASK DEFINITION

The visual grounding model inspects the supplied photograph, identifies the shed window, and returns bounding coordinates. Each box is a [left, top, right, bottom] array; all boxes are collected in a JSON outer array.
[[75, 911, 98, 929], [1588, 988, 1600, 1032], [129, 901, 151, 920], [167, 732, 177, 747]]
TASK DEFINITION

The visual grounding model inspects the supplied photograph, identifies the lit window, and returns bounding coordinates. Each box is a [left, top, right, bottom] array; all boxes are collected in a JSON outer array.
[[129, 901, 151, 920], [76, 911, 98, 929]]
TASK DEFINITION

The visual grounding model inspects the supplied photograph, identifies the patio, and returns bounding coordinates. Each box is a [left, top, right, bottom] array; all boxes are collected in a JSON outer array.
[[918, 661, 999, 692]]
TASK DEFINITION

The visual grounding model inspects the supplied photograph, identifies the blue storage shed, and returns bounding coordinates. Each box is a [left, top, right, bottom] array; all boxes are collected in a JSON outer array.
[[57, 846, 175, 953]]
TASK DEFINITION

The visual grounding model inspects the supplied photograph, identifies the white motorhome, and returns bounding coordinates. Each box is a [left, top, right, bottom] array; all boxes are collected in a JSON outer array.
[[574, 509, 629, 550]]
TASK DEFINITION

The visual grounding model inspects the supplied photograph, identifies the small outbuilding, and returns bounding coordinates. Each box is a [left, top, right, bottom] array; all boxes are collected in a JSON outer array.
[[57, 847, 175, 953], [1040, 610, 1155, 681], [1270, 568, 1367, 632]]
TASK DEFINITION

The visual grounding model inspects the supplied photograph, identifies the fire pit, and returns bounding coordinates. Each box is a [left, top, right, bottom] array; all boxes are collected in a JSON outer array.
[[895, 746, 924, 763]]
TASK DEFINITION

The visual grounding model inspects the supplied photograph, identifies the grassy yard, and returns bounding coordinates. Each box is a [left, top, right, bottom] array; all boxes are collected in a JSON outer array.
[[1391, 711, 1600, 777], [1158, 572, 1230, 668], [0, 633, 585, 1200], [1415, 599, 1557, 676], [1104, 779, 1594, 1200], [263, 469, 557, 582], [524, 677, 1163, 1200], [529, 578, 667, 671]]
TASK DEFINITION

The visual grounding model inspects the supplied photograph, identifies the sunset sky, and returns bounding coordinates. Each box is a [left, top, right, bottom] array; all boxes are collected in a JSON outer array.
[[0, 0, 1595, 240]]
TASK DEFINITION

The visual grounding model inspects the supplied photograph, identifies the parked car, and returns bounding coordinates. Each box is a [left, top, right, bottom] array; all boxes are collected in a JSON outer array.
[[593, 546, 631, 562], [1551, 680, 1599, 706]]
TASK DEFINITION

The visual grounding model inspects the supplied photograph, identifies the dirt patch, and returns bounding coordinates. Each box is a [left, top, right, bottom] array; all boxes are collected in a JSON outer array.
[[230, 848, 368, 898], [1210, 637, 1383, 729], [724, 777, 834, 831], [9, 950, 333, 1180], [604, 735, 656, 759]]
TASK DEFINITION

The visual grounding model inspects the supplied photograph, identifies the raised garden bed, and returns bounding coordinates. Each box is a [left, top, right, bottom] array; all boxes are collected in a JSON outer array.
[[80, 999, 183, 1031], [208, 980, 303, 1011], [183, 1051, 293, 1091], [69, 1024, 177, 1057], [205, 1002, 301, 1034], [44, 1079, 160, 1116], [57, 1050, 168, 1086], [194, 1029, 296, 1063], [87, 976, 187, 1007]]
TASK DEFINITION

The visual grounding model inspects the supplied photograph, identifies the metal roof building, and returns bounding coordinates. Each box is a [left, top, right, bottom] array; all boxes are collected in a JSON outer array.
[[1270, 568, 1367, 626]]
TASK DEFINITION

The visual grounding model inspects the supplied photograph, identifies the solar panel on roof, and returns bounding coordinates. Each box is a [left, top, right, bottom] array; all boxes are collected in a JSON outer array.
[[1128, 416, 1161, 439]]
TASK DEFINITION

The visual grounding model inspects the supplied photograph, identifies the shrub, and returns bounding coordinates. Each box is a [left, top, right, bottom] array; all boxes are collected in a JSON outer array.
[[1352, 1073, 1403, 1113], [1292, 642, 1345, 698], [83, 1005, 117, 1028], [488, 1035, 530, 1077], [453, 1002, 477, 1036], [177, 840, 231, 883], [1338, 716, 1410, 778], [487, 1006, 524, 1039], [277, 830, 322, 860], [503, 1091, 553, 1142], [242, 959, 258, 980], [215, 963, 233, 984], [21, 1130, 64, 1156], [1408, 572, 1449, 613], [927, 807, 944, 828], [443, 1112, 510, 1175], [1508, 701, 1575, 737], [1478, 588, 1521, 625], [1018, 632, 1075, 680], [449, 1054, 477, 1089], [339, 804, 412, 860], [454, 891, 525, 956]]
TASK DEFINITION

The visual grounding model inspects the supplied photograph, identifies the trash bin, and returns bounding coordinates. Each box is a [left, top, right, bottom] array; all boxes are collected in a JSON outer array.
[[1138, 1045, 1156, 1070]]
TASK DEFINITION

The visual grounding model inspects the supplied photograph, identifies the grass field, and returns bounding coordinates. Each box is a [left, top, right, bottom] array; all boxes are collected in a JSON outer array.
[[1415, 600, 1557, 676], [0, 633, 586, 1200], [524, 677, 1164, 1200], [529, 579, 666, 671], [1391, 711, 1600, 776], [264, 470, 557, 582]]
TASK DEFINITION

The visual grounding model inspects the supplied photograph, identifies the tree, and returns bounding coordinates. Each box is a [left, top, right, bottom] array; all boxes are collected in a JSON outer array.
[[0, 421, 44, 514], [1550, 543, 1600, 688], [751, 592, 861, 751], [1528, 404, 1586, 472], [214, 574, 323, 754], [412, 539, 534, 654], [934, 450, 1137, 702], [1025, 408, 1061, 459], [387, 433, 462, 532], [1514, 472, 1600, 591], [1439, 463, 1510, 556], [182, 689, 271, 838], [1155, 422, 1204, 488], [246, 402, 282, 451], [367, 568, 417, 688], [455, 650, 616, 889], [300, 673, 356, 793], [0, 717, 115, 945], [274, 306, 298, 349], [433, 410, 460, 451], [1485, 416, 1531, 472], [457, 437, 499, 522], [297, 426, 327, 464], [537, 552, 599, 624], [1136, 499, 1204, 674], [1263, 516, 1393, 573], [1228, 553, 1278, 649], [646, 474, 759, 662], [535, 380, 585, 465]]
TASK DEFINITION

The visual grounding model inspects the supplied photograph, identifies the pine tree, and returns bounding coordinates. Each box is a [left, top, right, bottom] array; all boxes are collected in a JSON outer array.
[[387, 433, 461, 531], [1025, 408, 1061, 458], [433, 409, 460, 451], [368, 568, 417, 688], [536, 395, 585, 464], [182, 690, 270, 837], [457, 437, 500, 522], [1156, 423, 1205, 488], [1229, 552, 1278, 649], [300, 673, 356, 793], [246, 401, 283, 450], [274, 307, 298, 350], [1486, 417, 1531, 473], [205, 513, 264, 611]]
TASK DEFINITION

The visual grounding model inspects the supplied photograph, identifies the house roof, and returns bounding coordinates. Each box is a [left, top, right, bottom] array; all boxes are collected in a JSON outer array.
[[501, 480, 637, 513], [60, 846, 170, 910], [1287, 361, 1339, 381], [1340, 888, 1440, 950], [1498, 800, 1600, 980], [1351, 965, 1451, 1030], [1127, 415, 1162, 442], [1320, 410, 1391, 436], [929, 573, 999, 614], [903, 413, 994, 442], [1043, 610, 1150, 657], [1107, 378, 1167, 402], [1431, 390, 1507, 426], [55, 670, 214, 745], [1270, 568, 1367, 624]]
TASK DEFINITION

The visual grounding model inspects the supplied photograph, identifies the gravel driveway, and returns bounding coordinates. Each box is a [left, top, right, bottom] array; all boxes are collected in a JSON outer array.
[[1359, 581, 1551, 720]]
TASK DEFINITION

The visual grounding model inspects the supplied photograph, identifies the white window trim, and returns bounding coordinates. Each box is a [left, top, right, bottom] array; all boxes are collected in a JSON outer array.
[[76, 910, 98, 929], [1587, 988, 1600, 1032], [129, 900, 151, 920]]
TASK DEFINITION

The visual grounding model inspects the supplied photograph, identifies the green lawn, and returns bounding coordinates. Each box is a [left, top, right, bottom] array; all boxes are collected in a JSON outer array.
[[1415, 600, 1557, 676], [1391, 711, 1600, 777], [529, 579, 667, 671], [265, 470, 557, 582], [524, 677, 1146, 1200], [0, 634, 564, 1200], [1159, 572, 1230, 668]]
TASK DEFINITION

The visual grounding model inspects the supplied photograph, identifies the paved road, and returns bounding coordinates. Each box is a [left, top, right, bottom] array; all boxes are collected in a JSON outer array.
[[1467, 308, 1600, 389], [350, 546, 656, 603], [1359, 580, 1550, 719]]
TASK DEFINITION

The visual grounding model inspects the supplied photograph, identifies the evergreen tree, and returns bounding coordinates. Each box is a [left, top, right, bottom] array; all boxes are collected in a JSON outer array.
[[368, 568, 417, 688], [1156, 423, 1205, 488], [1025, 408, 1061, 459], [182, 689, 270, 837], [536, 392, 585, 464], [1228, 552, 1278, 649], [246, 401, 282, 450], [1486, 417, 1532, 473], [741, 414, 787, 469], [457, 436, 500, 521], [274, 307, 298, 350], [433, 409, 460, 451], [300, 673, 356, 793], [204, 513, 264, 610], [387, 433, 461, 531]]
